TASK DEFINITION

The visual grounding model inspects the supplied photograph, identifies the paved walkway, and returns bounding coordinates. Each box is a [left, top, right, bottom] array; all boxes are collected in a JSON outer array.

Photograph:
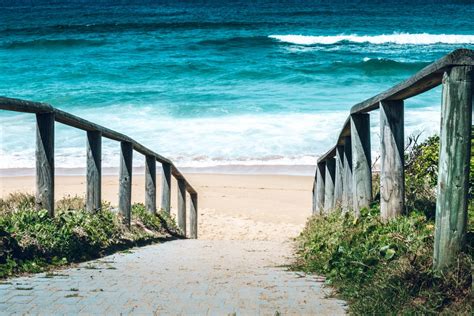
[[1, 240, 346, 315]]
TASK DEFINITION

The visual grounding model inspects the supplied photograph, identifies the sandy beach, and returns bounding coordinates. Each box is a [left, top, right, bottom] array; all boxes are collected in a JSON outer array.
[[0, 173, 313, 242]]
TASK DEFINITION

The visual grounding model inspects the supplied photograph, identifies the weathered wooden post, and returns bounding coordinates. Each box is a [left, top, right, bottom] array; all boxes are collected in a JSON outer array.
[[119, 141, 133, 226], [342, 136, 353, 212], [334, 145, 344, 208], [312, 180, 317, 214], [315, 161, 326, 214], [323, 158, 336, 213], [177, 178, 187, 234], [36, 112, 55, 216], [434, 66, 473, 271], [86, 131, 101, 212], [161, 163, 171, 213], [145, 155, 156, 213], [351, 113, 372, 217], [380, 100, 404, 221], [189, 193, 198, 239]]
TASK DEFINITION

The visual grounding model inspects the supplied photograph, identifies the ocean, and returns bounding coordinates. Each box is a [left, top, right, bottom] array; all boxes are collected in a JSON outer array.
[[1, 0, 473, 174]]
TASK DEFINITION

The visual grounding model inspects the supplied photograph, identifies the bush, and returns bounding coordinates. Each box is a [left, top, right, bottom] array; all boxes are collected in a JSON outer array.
[[294, 134, 473, 314], [0, 194, 181, 278]]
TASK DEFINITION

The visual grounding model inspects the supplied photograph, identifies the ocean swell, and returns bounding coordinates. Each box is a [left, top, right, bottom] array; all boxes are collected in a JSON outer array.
[[269, 33, 474, 45]]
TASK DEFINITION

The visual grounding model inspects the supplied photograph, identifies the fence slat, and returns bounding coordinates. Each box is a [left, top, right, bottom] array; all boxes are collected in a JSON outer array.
[[342, 136, 353, 212], [36, 112, 55, 216], [315, 162, 326, 215], [434, 66, 473, 271], [86, 131, 101, 212], [177, 178, 187, 234], [380, 100, 404, 221], [145, 155, 156, 213], [119, 141, 133, 226], [189, 193, 198, 239], [324, 158, 336, 213], [351, 113, 372, 217], [161, 163, 171, 213], [334, 146, 344, 208]]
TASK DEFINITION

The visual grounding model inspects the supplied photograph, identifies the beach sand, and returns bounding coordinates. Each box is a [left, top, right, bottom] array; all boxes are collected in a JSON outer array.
[[0, 173, 313, 241]]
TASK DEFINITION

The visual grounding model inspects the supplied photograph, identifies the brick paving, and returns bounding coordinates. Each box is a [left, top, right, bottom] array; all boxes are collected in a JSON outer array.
[[1, 240, 346, 315]]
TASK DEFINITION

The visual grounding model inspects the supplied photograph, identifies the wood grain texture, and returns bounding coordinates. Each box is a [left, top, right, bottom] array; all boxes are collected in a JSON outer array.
[[434, 66, 473, 271], [145, 155, 157, 213], [351, 113, 372, 217], [177, 178, 187, 235], [342, 136, 353, 212], [161, 163, 171, 213], [119, 141, 133, 226], [323, 158, 336, 214], [334, 146, 344, 208], [189, 193, 198, 239], [86, 131, 101, 212], [35, 113, 55, 216], [315, 162, 326, 215], [380, 100, 404, 221]]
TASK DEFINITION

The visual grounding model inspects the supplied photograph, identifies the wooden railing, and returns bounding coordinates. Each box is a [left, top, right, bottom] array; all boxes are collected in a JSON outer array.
[[0, 97, 198, 239], [312, 48, 473, 271]]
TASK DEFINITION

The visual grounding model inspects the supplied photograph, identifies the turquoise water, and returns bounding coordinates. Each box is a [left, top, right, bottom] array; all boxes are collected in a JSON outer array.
[[1, 1, 473, 171]]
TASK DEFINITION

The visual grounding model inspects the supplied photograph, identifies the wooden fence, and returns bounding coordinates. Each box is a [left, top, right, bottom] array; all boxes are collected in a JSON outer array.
[[0, 97, 198, 239], [312, 48, 473, 271]]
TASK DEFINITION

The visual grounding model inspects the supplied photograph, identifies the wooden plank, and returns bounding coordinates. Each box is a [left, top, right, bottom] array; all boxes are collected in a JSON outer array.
[[334, 146, 344, 208], [312, 178, 317, 215], [434, 66, 473, 271], [189, 193, 198, 239], [315, 162, 326, 215], [177, 178, 187, 235], [342, 136, 353, 212], [119, 141, 133, 226], [323, 158, 336, 214], [351, 113, 372, 217], [380, 100, 404, 221], [35, 112, 55, 216], [86, 131, 102, 212], [0, 96, 53, 113], [161, 163, 171, 213], [145, 155, 156, 213]]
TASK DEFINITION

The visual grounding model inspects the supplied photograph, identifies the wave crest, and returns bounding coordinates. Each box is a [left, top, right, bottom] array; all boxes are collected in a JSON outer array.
[[269, 33, 474, 45], [2, 39, 106, 49]]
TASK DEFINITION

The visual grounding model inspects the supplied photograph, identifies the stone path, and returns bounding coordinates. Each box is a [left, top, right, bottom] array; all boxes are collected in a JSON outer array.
[[0, 240, 346, 315]]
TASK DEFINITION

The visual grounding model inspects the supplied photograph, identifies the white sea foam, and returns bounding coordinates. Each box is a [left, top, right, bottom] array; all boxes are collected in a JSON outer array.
[[0, 106, 441, 172], [269, 33, 474, 45]]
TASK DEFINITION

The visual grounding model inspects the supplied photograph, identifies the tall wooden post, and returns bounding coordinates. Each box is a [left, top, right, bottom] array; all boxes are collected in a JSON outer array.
[[351, 113, 372, 217], [36, 112, 55, 216], [161, 163, 171, 213], [434, 66, 473, 271], [145, 155, 157, 213], [315, 162, 326, 215], [119, 141, 133, 226], [334, 146, 344, 208], [177, 179, 187, 235], [380, 100, 404, 221], [342, 136, 353, 212], [189, 193, 198, 239], [312, 180, 317, 214], [86, 131, 101, 212], [324, 158, 336, 214]]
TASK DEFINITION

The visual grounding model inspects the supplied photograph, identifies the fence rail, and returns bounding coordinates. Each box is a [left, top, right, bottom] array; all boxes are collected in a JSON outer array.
[[312, 48, 473, 271], [0, 97, 198, 238]]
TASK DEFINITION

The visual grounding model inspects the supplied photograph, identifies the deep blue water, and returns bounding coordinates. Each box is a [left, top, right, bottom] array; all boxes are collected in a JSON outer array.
[[1, 0, 473, 170]]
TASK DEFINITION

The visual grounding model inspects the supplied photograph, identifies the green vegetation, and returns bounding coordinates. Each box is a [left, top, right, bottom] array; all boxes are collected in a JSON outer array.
[[0, 194, 180, 278], [294, 135, 473, 314]]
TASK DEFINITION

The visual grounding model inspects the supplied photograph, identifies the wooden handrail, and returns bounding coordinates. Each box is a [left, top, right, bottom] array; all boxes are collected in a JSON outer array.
[[312, 48, 473, 272], [0, 97, 198, 238]]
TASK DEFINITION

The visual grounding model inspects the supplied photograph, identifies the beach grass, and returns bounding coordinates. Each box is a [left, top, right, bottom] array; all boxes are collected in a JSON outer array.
[[0, 194, 180, 278]]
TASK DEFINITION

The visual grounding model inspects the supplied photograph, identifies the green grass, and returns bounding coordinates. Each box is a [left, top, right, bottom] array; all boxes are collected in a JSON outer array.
[[0, 194, 180, 278], [293, 206, 473, 314], [294, 134, 473, 314]]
